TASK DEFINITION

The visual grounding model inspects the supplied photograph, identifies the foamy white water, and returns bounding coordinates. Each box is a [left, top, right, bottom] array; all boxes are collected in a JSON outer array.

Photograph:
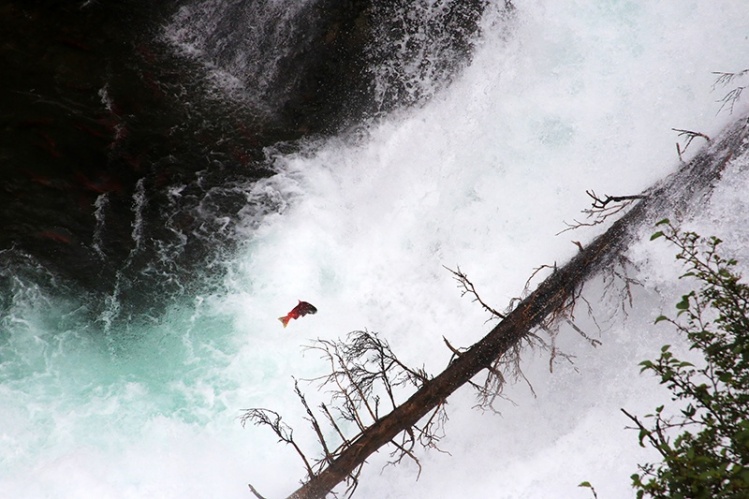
[[2, 2, 749, 498]]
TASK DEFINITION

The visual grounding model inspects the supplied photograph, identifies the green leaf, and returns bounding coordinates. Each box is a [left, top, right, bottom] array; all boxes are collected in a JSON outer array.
[[676, 295, 690, 310], [650, 231, 665, 240], [578, 481, 592, 488], [656, 218, 670, 226], [655, 315, 669, 323]]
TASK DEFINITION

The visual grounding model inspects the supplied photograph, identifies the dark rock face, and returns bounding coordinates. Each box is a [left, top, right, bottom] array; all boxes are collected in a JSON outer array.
[[0, 0, 499, 317], [168, 0, 373, 134], [170, 0, 497, 131], [366, 0, 493, 110]]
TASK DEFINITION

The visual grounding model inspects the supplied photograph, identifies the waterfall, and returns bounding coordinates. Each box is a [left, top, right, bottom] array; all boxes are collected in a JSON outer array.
[[1, 1, 748, 498]]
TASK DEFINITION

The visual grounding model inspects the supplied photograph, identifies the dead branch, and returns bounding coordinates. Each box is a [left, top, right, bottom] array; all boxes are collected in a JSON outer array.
[[293, 379, 334, 469], [473, 355, 510, 412], [442, 270, 551, 409], [240, 408, 315, 480], [442, 335, 464, 362], [320, 403, 349, 449], [444, 265, 506, 319], [718, 86, 745, 115], [588, 252, 643, 324], [586, 190, 647, 209], [712, 69, 749, 88], [248, 483, 268, 499], [672, 128, 711, 162], [558, 190, 646, 235], [522, 263, 557, 298], [713, 69, 749, 115], [672, 128, 711, 147], [564, 319, 601, 348], [384, 439, 422, 477], [416, 404, 450, 452], [244, 329, 448, 498], [541, 324, 578, 374]]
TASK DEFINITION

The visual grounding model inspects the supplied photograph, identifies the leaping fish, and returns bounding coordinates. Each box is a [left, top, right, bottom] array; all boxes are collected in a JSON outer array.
[[279, 300, 317, 328]]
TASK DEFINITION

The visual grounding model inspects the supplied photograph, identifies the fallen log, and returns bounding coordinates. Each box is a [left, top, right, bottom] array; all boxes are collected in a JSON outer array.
[[283, 115, 749, 499]]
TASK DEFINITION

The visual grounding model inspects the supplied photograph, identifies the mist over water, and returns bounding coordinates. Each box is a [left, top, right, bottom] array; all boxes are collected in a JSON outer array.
[[2, 1, 749, 498]]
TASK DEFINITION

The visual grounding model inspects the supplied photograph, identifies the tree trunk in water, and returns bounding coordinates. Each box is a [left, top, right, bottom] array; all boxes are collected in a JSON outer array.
[[288, 115, 749, 499]]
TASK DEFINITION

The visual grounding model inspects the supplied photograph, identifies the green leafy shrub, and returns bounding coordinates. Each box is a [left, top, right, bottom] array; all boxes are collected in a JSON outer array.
[[624, 219, 749, 499]]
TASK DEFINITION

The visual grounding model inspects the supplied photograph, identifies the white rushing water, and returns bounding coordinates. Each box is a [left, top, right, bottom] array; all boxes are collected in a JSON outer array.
[[2, 1, 749, 498]]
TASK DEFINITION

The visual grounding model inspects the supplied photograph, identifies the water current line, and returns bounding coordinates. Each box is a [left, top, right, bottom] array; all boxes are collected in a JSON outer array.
[[92, 193, 109, 259], [131, 177, 146, 254]]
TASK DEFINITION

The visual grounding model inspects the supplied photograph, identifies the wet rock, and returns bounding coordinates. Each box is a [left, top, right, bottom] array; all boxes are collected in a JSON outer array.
[[0, 0, 497, 318]]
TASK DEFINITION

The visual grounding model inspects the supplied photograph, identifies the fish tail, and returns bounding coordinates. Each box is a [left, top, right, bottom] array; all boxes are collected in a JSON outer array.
[[279, 315, 290, 328]]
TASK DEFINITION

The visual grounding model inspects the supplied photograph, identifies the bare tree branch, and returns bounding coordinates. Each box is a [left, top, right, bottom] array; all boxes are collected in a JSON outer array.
[[672, 128, 711, 162], [240, 408, 315, 480], [293, 379, 334, 469], [558, 190, 646, 235], [248, 483, 269, 499], [444, 265, 506, 319], [713, 69, 749, 115]]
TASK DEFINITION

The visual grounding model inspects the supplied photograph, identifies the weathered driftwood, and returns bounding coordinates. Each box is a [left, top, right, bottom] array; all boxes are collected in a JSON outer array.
[[286, 115, 749, 499]]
